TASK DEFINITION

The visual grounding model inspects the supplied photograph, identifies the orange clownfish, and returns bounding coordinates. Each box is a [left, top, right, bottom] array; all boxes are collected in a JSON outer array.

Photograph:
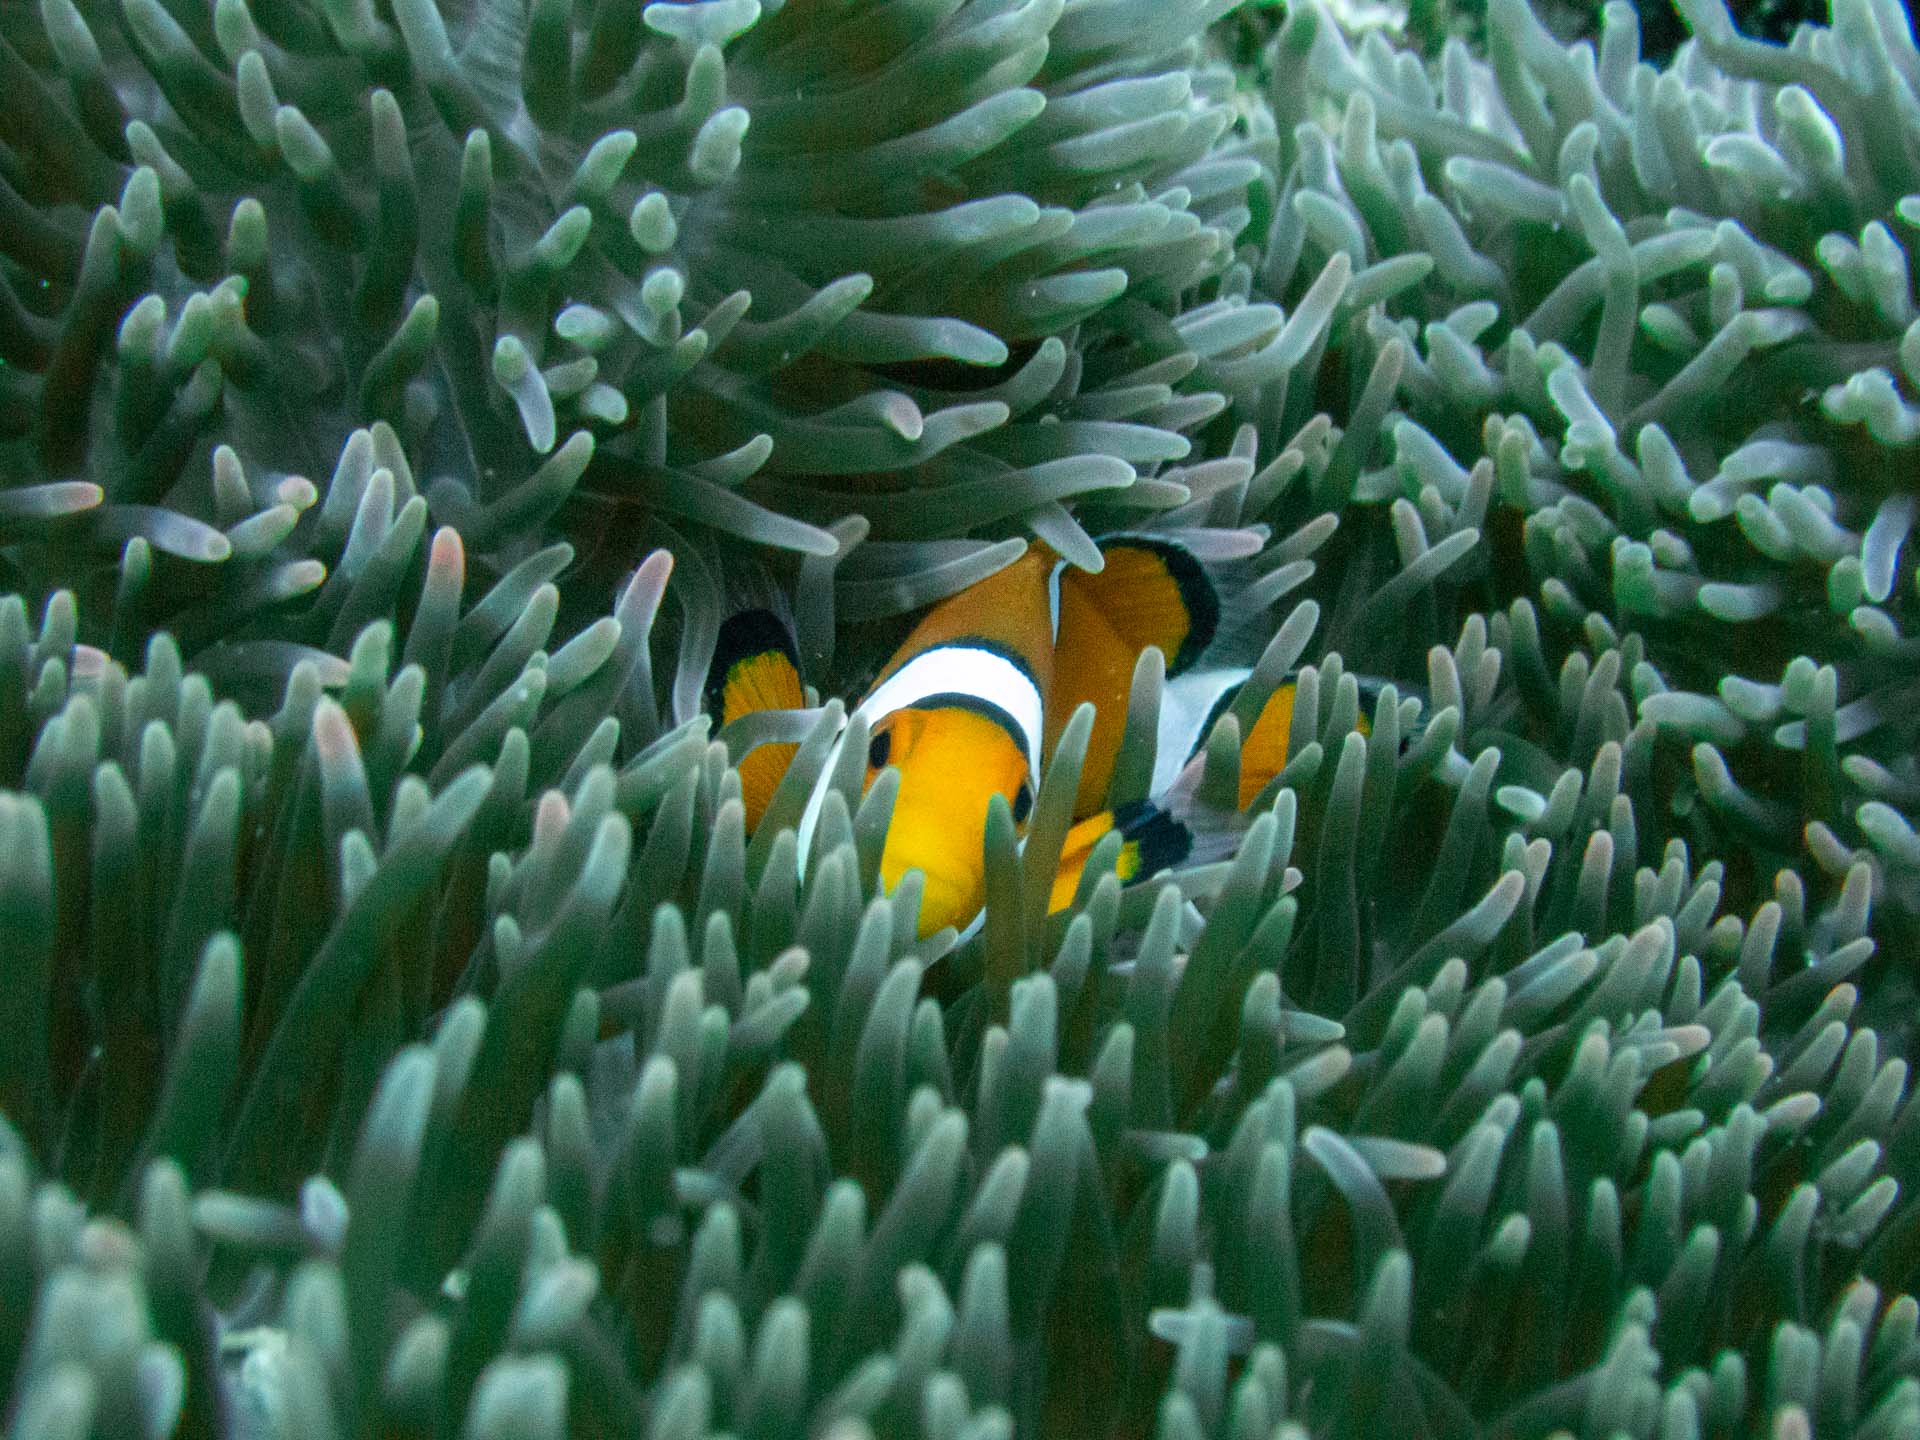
[[849, 548, 1051, 934], [787, 535, 1219, 938], [704, 536, 1396, 941]]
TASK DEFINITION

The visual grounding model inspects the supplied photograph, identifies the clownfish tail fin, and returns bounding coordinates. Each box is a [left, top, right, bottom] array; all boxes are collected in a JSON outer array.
[[1108, 800, 1192, 885], [1156, 670, 1437, 822]]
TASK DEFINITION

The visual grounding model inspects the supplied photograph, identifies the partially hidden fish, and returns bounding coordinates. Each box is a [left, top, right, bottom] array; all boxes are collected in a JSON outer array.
[[793, 536, 1222, 937], [703, 532, 1383, 940]]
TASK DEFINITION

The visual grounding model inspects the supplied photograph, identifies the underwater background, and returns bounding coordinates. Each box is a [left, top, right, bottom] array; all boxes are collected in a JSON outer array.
[[1, 0, 1918, 1434]]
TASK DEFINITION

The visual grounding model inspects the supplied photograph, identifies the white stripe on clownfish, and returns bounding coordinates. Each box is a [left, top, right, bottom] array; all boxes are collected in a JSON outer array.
[[794, 642, 1046, 879], [859, 643, 1044, 778]]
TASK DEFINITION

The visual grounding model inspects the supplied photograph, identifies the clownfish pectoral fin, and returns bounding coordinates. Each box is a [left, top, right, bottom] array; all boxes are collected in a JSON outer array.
[[1046, 536, 1223, 817], [705, 607, 807, 831], [1047, 801, 1193, 914], [704, 608, 804, 719]]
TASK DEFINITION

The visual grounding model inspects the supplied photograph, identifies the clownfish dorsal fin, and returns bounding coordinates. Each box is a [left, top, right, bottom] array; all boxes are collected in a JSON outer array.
[[1046, 535, 1224, 818], [705, 607, 807, 831], [1063, 535, 1220, 677]]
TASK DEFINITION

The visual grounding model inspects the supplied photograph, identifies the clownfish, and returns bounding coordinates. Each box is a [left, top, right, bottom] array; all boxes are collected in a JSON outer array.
[[706, 535, 1419, 942], [705, 536, 1225, 937], [792, 535, 1223, 938]]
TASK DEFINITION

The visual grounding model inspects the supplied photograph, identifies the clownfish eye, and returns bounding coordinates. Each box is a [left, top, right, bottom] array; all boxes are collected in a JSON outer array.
[[1011, 783, 1033, 823], [867, 730, 891, 768]]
